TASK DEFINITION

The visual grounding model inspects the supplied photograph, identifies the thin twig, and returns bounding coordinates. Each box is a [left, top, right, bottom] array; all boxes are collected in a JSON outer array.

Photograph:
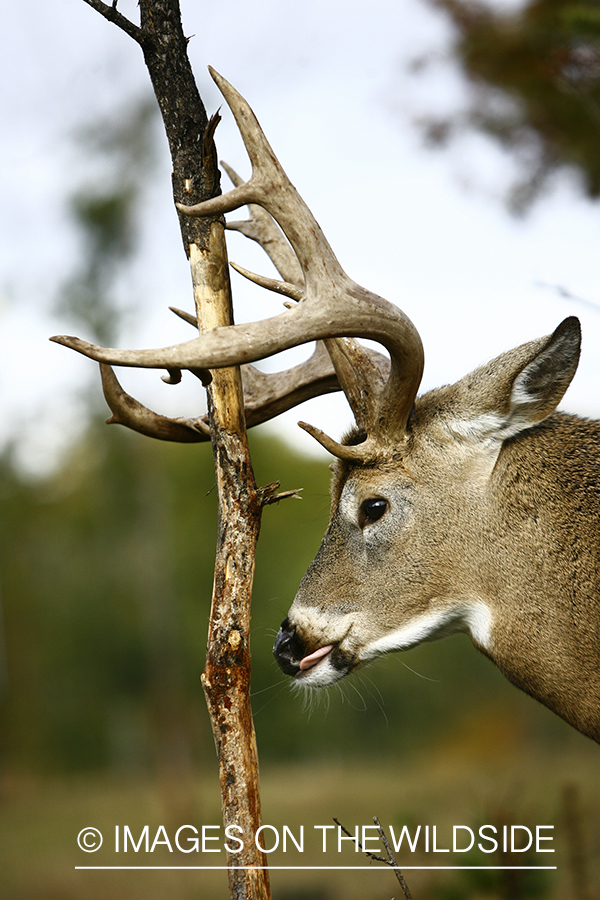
[[334, 817, 414, 900], [535, 280, 600, 313], [81, 0, 144, 43], [258, 482, 303, 506], [374, 816, 414, 900], [334, 818, 387, 864]]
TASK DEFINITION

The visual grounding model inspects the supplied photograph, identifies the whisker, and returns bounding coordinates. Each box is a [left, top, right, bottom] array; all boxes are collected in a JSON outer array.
[[343, 677, 368, 712], [397, 659, 440, 683], [355, 673, 389, 728], [251, 679, 291, 716], [251, 679, 289, 697]]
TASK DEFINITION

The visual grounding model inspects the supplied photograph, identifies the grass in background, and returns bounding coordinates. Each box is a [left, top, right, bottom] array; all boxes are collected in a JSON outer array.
[[2, 735, 598, 900]]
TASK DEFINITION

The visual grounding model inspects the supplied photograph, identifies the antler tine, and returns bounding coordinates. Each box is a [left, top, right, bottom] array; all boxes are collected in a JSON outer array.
[[230, 262, 304, 302], [222, 161, 305, 288], [178, 68, 424, 447], [178, 67, 346, 289], [170, 305, 198, 328], [100, 363, 210, 442], [221, 161, 392, 436]]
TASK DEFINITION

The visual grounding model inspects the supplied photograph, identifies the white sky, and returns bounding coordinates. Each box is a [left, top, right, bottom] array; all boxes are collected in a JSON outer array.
[[2, 0, 600, 476]]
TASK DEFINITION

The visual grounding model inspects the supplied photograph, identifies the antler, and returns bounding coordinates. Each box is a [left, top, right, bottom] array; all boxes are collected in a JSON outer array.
[[99, 345, 345, 441], [222, 161, 392, 439], [51, 69, 424, 460]]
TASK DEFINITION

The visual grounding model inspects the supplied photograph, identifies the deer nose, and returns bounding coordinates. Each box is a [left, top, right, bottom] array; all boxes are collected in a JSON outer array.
[[273, 617, 302, 676]]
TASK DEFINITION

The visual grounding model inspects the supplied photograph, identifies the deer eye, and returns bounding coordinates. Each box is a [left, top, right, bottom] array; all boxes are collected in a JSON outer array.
[[358, 498, 388, 528]]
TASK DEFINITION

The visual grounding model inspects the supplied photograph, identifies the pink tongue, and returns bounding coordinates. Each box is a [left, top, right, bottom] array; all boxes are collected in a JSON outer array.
[[299, 644, 334, 671]]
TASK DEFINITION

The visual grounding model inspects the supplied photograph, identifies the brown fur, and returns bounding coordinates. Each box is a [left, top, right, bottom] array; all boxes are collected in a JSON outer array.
[[274, 318, 600, 742]]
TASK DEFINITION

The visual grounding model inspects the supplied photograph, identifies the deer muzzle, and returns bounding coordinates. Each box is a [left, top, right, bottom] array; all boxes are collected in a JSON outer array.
[[273, 618, 339, 682]]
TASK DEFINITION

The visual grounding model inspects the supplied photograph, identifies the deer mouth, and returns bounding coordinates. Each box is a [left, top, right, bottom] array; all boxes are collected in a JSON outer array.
[[273, 618, 337, 679], [273, 618, 355, 685], [294, 642, 354, 687], [297, 644, 334, 674]]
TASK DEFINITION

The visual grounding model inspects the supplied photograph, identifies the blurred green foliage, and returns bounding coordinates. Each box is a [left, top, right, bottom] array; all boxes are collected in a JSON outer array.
[[0, 418, 578, 776], [421, 0, 600, 211]]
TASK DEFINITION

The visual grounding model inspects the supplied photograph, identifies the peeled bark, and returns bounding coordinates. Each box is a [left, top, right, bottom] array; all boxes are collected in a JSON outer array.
[[80, 2, 272, 897], [191, 228, 270, 900]]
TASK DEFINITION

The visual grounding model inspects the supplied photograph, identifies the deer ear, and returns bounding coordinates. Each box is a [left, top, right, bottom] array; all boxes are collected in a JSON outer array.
[[446, 317, 581, 447], [506, 316, 581, 435]]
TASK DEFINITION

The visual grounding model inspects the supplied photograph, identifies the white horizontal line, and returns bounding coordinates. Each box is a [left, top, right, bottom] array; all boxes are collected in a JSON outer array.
[[75, 865, 558, 871]]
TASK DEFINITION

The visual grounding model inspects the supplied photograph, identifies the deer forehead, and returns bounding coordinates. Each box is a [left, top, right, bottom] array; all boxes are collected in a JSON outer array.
[[335, 428, 500, 518]]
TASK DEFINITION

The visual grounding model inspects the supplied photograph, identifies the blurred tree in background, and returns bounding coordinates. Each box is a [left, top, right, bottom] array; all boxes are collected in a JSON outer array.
[[0, 424, 328, 774], [55, 95, 158, 347], [419, 0, 600, 212]]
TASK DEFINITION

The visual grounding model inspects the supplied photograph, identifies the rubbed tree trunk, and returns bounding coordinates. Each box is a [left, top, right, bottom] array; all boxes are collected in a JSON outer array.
[[82, 2, 272, 897], [190, 228, 270, 900]]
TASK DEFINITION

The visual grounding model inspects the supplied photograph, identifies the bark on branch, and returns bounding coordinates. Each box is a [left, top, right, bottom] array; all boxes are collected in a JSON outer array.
[[82, 0, 144, 43], [80, 2, 272, 898], [191, 228, 270, 900]]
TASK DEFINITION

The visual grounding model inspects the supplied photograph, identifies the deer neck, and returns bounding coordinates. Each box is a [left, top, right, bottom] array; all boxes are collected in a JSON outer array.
[[480, 415, 600, 739]]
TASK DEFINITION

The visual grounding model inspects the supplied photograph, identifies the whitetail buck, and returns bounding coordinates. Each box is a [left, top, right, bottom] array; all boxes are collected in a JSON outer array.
[[52, 70, 600, 742]]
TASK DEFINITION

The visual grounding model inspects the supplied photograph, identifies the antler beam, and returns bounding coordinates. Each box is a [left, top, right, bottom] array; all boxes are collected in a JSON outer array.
[[51, 69, 424, 460]]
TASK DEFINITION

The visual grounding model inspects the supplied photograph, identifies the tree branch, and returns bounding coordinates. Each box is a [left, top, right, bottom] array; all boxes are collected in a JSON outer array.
[[191, 229, 271, 900], [80, 2, 272, 898], [334, 817, 414, 900], [373, 815, 414, 900], [81, 0, 144, 43]]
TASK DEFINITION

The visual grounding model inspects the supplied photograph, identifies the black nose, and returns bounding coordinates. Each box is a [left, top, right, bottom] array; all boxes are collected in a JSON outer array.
[[273, 617, 303, 676]]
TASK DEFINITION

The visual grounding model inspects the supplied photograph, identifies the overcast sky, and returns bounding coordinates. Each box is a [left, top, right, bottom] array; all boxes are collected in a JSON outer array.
[[2, 0, 600, 476]]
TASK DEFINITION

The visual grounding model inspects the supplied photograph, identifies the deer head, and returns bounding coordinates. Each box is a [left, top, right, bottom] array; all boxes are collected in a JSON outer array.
[[52, 70, 600, 743]]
